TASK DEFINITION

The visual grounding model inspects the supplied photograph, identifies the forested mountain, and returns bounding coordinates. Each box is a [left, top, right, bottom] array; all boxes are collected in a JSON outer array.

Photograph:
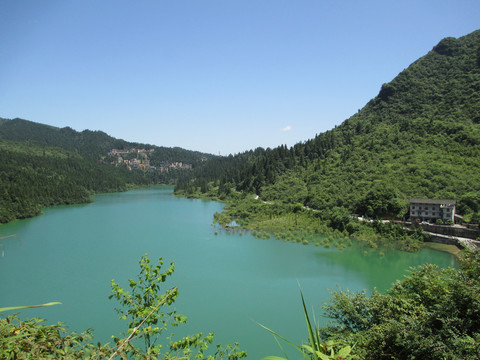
[[176, 29, 480, 223], [0, 140, 152, 222], [0, 118, 214, 165], [3, 30, 480, 226], [0, 118, 215, 223]]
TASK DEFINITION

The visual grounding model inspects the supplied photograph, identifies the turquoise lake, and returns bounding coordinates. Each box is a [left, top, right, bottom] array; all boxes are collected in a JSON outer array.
[[0, 186, 457, 359]]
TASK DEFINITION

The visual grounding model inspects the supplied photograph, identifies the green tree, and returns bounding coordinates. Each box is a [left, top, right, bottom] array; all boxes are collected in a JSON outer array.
[[356, 183, 406, 219], [109, 254, 246, 359], [109, 255, 183, 354], [328, 207, 353, 232]]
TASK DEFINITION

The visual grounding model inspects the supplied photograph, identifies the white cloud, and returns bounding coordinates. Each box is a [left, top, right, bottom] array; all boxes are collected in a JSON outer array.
[[282, 125, 292, 132]]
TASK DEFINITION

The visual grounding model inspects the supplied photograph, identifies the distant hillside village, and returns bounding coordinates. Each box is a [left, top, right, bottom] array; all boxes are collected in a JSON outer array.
[[103, 148, 198, 172]]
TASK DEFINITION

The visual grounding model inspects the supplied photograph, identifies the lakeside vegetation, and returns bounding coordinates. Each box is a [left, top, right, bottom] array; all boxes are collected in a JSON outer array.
[[186, 190, 425, 254], [261, 251, 480, 360]]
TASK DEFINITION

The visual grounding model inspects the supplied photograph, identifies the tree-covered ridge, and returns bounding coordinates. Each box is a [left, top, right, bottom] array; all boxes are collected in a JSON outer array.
[[176, 29, 480, 223], [0, 140, 152, 223], [0, 117, 218, 223], [0, 117, 215, 166]]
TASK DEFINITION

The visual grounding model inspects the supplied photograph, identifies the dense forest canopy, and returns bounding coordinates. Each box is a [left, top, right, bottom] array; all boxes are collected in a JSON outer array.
[[0, 119, 215, 223], [0, 140, 150, 222], [175, 29, 480, 224], [0, 117, 214, 164]]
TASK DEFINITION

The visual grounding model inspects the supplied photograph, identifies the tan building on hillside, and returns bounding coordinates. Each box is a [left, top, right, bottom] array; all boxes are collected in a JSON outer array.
[[409, 198, 456, 223]]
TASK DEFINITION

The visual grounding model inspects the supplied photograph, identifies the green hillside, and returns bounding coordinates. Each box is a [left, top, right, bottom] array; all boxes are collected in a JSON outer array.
[[0, 117, 213, 164], [175, 29, 480, 229], [0, 118, 215, 223], [0, 140, 152, 222]]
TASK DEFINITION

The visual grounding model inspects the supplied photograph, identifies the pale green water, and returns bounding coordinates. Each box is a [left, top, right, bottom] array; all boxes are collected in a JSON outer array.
[[0, 186, 456, 359]]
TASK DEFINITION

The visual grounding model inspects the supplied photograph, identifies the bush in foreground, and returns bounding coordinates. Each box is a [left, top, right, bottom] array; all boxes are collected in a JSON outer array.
[[0, 254, 246, 360]]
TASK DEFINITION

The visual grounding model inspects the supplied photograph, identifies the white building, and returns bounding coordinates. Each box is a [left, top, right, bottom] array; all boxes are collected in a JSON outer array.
[[409, 198, 456, 222]]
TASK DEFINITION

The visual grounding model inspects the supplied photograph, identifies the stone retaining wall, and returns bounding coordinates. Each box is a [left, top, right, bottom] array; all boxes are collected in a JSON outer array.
[[427, 233, 480, 250], [418, 224, 480, 240], [427, 234, 460, 246]]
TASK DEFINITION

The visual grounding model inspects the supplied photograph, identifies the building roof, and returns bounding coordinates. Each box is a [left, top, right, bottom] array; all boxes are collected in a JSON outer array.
[[410, 198, 456, 205]]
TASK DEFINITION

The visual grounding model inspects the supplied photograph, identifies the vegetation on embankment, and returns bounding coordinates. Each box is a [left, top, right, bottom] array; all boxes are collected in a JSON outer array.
[[424, 241, 463, 258], [176, 182, 423, 252], [211, 195, 426, 251]]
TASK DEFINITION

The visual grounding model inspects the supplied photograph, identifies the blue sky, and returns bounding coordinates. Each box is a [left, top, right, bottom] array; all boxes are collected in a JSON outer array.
[[1, 1, 479, 155]]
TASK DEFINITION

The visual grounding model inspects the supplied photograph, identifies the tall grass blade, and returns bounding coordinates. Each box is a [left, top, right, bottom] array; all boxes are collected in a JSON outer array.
[[257, 322, 309, 358], [300, 290, 320, 360], [272, 333, 290, 359], [0, 302, 62, 312]]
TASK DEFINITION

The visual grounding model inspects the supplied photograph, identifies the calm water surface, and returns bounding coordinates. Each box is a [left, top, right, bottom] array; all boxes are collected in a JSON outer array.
[[0, 187, 456, 359]]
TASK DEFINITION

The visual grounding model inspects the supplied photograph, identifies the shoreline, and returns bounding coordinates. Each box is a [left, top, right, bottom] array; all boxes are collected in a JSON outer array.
[[422, 242, 463, 259], [0, 183, 170, 226]]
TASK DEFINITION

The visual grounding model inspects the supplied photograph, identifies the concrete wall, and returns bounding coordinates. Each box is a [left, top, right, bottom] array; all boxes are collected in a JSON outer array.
[[426, 233, 480, 250], [427, 234, 461, 246], [417, 224, 480, 240]]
